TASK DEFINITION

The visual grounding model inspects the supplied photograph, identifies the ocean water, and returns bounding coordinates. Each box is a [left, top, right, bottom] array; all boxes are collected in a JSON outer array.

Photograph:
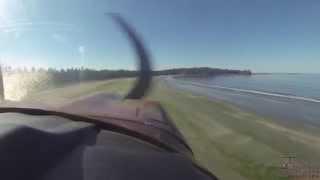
[[190, 74, 320, 102], [170, 74, 320, 126]]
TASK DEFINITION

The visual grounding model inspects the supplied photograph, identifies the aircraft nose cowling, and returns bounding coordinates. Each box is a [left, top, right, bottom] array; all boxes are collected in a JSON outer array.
[[57, 92, 193, 157]]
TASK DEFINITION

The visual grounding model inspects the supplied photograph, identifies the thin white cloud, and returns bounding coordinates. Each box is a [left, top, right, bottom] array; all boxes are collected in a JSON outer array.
[[78, 45, 85, 55], [0, 21, 78, 33], [52, 33, 67, 44], [1, 29, 22, 39]]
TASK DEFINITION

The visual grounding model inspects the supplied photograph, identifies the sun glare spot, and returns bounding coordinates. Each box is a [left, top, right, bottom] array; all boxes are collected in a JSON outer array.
[[3, 70, 52, 101]]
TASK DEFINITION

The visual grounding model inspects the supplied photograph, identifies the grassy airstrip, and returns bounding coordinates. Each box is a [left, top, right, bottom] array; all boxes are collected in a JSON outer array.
[[30, 78, 320, 180]]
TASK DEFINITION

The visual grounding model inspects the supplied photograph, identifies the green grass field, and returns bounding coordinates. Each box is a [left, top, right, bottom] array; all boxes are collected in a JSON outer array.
[[30, 78, 320, 180]]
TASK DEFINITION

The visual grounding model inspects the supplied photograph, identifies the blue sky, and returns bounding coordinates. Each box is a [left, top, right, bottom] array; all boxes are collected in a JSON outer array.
[[0, 0, 319, 73]]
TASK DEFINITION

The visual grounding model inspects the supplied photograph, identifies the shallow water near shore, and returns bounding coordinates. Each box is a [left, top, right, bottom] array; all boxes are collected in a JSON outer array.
[[169, 74, 320, 129]]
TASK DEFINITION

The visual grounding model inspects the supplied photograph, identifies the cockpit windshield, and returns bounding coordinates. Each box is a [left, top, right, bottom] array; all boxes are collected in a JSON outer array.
[[0, 0, 137, 103], [1, 1, 320, 180]]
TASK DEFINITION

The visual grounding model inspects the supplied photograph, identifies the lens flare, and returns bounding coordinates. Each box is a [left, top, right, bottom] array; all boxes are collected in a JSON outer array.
[[3, 70, 52, 101]]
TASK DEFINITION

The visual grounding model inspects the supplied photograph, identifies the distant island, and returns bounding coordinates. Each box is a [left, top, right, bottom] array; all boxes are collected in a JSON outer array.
[[154, 67, 252, 77]]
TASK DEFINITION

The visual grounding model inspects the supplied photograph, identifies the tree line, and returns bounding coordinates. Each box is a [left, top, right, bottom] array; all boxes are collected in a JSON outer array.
[[2, 66, 252, 86]]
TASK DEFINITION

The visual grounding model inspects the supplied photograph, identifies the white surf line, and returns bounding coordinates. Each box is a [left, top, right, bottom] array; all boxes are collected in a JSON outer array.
[[177, 80, 320, 103]]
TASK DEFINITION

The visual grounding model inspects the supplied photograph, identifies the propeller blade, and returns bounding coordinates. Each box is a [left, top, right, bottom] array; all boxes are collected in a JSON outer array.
[[108, 13, 152, 99]]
